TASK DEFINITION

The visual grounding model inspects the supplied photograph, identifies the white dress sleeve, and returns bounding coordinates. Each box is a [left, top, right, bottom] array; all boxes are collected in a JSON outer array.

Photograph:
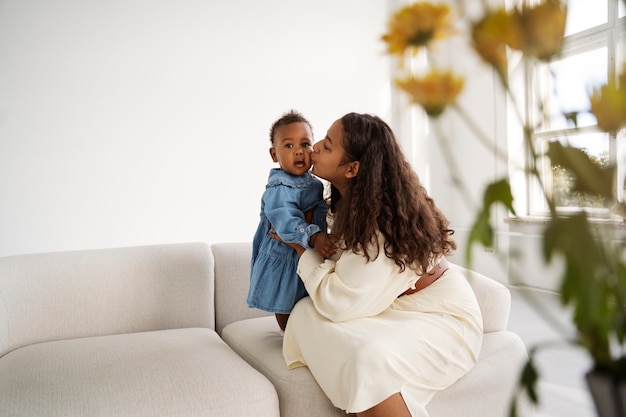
[[296, 243, 419, 322]]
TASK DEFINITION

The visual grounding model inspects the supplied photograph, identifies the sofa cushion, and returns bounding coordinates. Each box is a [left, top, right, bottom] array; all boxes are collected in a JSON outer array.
[[0, 242, 215, 357], [0, 328, 279, 417], [223, 316, 530, 417], [222, 316, 350, 417]]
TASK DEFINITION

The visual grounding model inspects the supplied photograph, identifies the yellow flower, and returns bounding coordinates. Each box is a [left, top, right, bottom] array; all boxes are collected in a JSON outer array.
[[471, 8, 521, 77], [381, 2, 453, 56], [589, 80, 626, 134], [395, 70, 464, 117], [510, 0, 567, 61], [619, 63, 626, 87]]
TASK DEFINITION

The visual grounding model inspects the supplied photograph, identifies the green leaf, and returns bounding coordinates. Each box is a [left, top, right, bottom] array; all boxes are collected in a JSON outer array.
[[563, 111, 579, 127], [543, 214, 599, 310], [520, 355, 539, 404], [546, 142, 615, 200], [611, 254, 626, 345], [466, 179, 516, 263], [510, 351, 540, 417], [542, 213, 618, 365], [483, 178, 517, 214], [466, 211, 493, 263]]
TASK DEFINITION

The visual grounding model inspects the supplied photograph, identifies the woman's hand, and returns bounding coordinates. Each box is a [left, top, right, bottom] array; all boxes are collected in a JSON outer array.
[[309, 232, 337, 258]]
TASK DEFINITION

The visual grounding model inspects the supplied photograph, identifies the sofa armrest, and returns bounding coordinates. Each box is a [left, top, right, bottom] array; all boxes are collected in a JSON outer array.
[[212, 242, 270, 335], [452, 264, 512, 333]]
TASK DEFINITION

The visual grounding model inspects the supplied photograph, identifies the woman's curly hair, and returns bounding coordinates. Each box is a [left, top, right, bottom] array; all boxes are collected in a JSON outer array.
[[329, 112, 456, 274]]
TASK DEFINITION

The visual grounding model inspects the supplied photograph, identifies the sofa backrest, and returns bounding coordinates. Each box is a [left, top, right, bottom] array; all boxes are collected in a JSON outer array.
[[0, 242, 215, 358], [211, 242, 511, 335], [212, 242, 270, 335]]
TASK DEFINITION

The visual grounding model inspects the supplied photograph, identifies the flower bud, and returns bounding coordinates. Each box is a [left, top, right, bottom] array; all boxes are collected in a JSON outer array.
[[510, 0, 566, 61], [395, 70, 464, 117], [589, 80, 626, 134], [471, 8, 521, 77], [381, 2, 453, 56]]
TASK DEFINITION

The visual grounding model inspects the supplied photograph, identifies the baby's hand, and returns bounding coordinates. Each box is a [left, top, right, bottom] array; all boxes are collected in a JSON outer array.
[[310, 232, 337, 258]]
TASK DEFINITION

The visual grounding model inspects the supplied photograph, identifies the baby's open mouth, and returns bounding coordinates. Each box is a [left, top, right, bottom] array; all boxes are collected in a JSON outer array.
[[294, 160, 306, 168]]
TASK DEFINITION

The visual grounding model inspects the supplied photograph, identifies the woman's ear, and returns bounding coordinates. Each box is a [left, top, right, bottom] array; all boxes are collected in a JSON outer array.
[[345, 161, 360, 179], [269, 147, 278, 163]]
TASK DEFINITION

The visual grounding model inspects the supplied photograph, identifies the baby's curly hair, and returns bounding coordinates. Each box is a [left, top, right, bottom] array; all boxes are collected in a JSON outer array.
[[269, 110, 313, 144], [329, 112, 456, 274]]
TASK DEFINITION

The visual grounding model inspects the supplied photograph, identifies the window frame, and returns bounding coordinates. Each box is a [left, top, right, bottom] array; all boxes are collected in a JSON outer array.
[[523, 0, 626, 219]]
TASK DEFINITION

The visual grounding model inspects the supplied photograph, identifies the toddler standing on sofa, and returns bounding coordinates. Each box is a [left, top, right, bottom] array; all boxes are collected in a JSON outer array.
[[247, 110, 335, 331]]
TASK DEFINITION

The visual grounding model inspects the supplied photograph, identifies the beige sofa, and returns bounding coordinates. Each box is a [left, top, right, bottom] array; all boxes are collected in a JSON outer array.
[[0, 241, 531, 417]]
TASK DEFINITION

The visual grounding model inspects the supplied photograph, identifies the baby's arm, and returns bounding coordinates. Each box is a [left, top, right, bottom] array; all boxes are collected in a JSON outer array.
[[264, 188, 320, 249], [309, 232, 336, 259]]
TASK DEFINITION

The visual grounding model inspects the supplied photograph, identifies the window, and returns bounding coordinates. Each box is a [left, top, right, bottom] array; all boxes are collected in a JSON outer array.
[[526, 0, 626, 217]]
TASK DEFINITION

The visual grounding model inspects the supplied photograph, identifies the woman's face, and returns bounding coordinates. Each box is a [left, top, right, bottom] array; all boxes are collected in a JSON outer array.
[[311, 119, 358, 192]]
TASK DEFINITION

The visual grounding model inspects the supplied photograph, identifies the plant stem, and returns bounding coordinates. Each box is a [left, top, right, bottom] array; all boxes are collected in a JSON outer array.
[[432, 119, 477, 210], [452, 102, 510, 162], [522, 123, 558, 216]]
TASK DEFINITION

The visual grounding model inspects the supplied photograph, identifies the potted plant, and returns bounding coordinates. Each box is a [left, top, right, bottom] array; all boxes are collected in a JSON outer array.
[[380, 1, 626, 416]]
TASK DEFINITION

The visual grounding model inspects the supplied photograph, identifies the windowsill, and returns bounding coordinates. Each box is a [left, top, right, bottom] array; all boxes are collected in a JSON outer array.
[[505, 215, 626, 232]]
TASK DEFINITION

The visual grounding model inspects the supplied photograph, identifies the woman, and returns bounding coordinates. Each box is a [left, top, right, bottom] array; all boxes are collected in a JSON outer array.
[[278, 113, 483, 417]]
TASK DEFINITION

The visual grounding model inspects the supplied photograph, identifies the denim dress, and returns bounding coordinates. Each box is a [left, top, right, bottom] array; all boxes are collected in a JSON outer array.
[[247, 168, 328, 314]]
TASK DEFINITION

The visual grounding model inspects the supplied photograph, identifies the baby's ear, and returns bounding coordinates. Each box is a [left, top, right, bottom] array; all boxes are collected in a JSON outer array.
[[345, 161, 360, 179], [269, 147, 278, 162]]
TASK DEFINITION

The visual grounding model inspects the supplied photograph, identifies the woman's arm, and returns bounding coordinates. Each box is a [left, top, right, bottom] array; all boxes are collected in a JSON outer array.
[[275, 235, 410, 321], [296, 243, 413, 322]]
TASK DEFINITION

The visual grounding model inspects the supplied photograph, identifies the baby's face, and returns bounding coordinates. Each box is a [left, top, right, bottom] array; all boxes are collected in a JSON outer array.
[[269, 122, 313, 176]]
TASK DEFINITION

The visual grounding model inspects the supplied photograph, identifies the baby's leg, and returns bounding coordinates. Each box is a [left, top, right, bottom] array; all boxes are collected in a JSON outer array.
[[275, 313, 289, 330]]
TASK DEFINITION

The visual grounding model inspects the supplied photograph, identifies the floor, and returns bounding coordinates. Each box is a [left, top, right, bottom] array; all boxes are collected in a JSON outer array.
[[507, 286, 596, 417]]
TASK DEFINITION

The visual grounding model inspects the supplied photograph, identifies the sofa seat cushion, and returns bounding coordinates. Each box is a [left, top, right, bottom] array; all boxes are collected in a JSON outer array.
[[222, 316, 349, 417], [0, 327, 279, 417], [222, 316, 530, 417]]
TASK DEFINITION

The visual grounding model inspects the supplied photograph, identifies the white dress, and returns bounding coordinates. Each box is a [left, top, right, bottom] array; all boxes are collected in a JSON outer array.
[[282, 237, 483, 417]]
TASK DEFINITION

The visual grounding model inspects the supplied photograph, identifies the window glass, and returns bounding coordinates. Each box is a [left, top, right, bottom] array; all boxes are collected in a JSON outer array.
[[550, 133, 610, 209], [619, 31, 626, 69], [524, 0, 622, 218], [565, 0, 607, 35], [539, 47, 607, 131]]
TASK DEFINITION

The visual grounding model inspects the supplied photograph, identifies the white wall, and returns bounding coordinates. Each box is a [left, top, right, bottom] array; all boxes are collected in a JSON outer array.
[[0, 0, 391, 256], [0, 0, 565, 292]]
